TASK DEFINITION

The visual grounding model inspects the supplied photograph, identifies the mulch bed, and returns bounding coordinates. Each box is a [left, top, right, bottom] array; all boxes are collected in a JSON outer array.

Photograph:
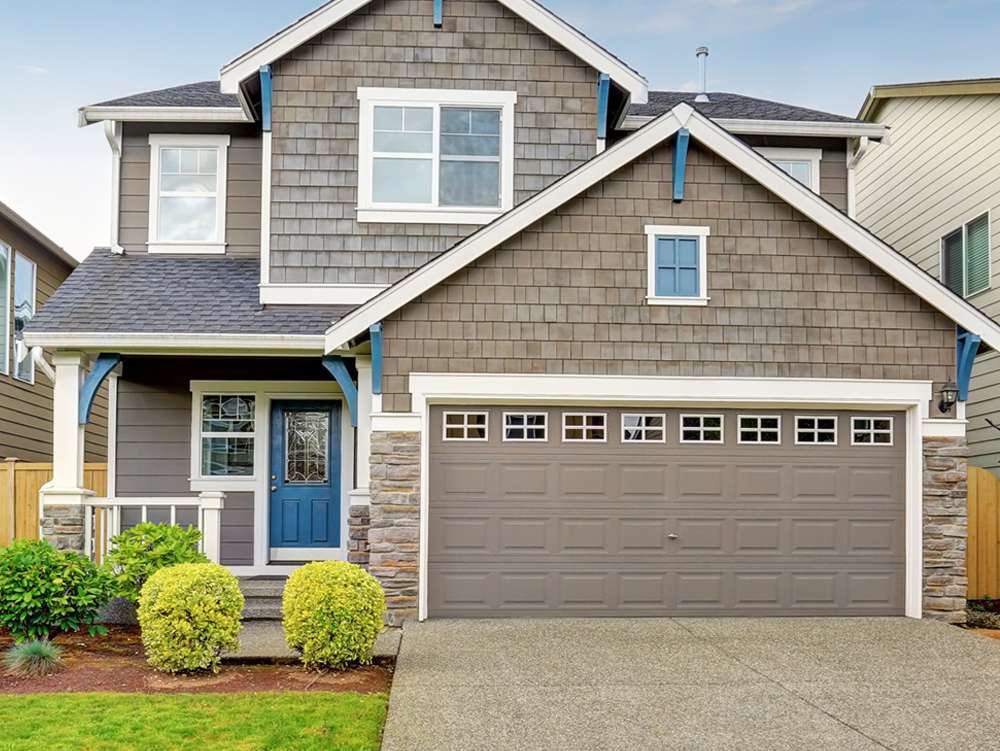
[[0, 627, 393, 695]]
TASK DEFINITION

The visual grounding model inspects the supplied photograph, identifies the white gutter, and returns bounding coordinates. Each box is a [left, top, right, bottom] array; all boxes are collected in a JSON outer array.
[[620, 114, 889, 140], [78, 106, 251, 127], [23, 331, 332, 356]]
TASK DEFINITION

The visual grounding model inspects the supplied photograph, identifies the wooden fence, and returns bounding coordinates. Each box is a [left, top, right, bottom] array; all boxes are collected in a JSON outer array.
[[0, 460, 108, 546], [968, 466, 1000, 600]]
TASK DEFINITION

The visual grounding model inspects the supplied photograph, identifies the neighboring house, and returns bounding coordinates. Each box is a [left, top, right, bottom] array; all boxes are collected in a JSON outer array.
[[26, 0, 993, 626], [855, 78, 1000, 476], [0, 200, 106, 461]]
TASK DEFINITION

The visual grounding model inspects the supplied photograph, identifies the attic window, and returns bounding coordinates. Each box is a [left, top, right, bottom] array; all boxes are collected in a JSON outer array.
[[754, 147, 822, 193], [357, 88, 516, 226]]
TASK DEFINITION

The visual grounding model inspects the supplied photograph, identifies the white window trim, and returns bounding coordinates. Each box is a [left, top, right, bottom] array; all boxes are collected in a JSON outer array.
[[191, 391, 259, 487], [0, 242, 9, 377], [736, 414, 782, 445], [645, 225, 711, 306], [754, 147, 822, 193], [621, 413, 667, 443], [679, 413, 725, 444], [939, 209, 992, 299], [562, 412, 608, 443], [12, 251, 35, 385], [442, 411, 490, 441], [851, 415, 895, 446], [502, 412, 548, 442], [794, 415, 839, 446], [147, 133, 230, 254], [356, 87, 516, 226]]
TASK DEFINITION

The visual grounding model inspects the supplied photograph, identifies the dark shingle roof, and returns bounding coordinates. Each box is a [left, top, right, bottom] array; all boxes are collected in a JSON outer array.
[[91, 81, 240, 109], [629, 91, 861, 123], [28, 250, 352, 336]]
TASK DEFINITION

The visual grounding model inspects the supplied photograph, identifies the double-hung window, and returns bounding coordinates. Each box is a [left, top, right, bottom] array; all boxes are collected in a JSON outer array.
[[754, 147, 822, 192], [0, 243, 8, 376], [199, 394, 256, 477], [13, 252, 35, 383], [357, 88, 516, 225], [942, 213, 991, 298], [148, 134, 230, 254], [645, 225, 710, 305]]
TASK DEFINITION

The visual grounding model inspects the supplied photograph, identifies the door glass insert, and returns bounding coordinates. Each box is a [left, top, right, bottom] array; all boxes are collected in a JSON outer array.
[[285, 411, 330, 484]]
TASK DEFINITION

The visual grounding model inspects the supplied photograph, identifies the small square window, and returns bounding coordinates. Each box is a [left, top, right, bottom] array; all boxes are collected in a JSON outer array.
[[851, 417, 893, 446], [563, 413, 607, 442], [679, 414, 724, 444], [504, 413, 547, 442], [795, 416, 838, 445], [738, 415, 781, 444], [645, 225, 710, 306], [622, 414, 666, 442], [443, 412, 489, 441]]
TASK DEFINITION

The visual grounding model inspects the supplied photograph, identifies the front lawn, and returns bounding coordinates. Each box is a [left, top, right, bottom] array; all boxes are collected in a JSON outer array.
[[0, 692, 388, 751]]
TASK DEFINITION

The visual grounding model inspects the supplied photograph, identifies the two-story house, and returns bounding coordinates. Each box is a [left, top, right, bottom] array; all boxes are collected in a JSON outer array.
[[26, 0, 998, 625], [855, 78, 1000, 477]]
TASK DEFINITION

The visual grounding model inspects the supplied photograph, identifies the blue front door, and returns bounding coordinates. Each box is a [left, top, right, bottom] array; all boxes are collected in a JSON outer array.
[[269, 401, 341, 549]]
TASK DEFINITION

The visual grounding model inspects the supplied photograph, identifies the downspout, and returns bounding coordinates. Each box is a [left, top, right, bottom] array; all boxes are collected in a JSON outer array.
[[104, 121, 124, 254], [846, 135, 870, 220], [259, 66, 273, 293]]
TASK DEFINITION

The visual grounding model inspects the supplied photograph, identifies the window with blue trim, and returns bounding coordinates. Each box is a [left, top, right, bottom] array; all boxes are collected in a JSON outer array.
[[645, 225, 710, 305]]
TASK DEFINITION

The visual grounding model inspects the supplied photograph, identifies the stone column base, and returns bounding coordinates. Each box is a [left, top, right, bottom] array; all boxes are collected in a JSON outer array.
[[923, 436, 968, 624], [41, 504, 87, 554], [348, 504, 371, 567]]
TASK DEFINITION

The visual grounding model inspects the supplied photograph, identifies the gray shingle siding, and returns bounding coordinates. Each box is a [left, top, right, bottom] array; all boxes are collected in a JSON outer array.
[[268, 0, 600, 286]]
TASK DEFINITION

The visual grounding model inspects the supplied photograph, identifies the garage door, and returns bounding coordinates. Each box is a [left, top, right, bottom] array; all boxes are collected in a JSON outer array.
[[428, 406, 905, 617]]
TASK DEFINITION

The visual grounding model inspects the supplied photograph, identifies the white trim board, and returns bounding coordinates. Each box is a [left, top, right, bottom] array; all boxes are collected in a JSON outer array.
[[23, 331, 328, 355], [219, 0, 648, 103], [620, 115, 889, 140], [325, 103, 1000, 353], [405, 372, 933, 622], [78, 106, 251, 128]]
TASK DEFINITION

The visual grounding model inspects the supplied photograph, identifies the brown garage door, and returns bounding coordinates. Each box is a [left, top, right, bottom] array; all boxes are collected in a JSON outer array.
[[428, 406, 906, 618]]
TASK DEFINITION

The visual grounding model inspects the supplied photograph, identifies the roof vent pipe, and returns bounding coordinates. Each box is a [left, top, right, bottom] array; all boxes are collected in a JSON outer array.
[[695, 47, 710, 103]]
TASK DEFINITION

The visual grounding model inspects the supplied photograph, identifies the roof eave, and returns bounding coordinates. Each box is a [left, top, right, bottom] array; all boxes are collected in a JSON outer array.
[[78, 105, 252, 128], [23, 331, 333, 356], [621, 114, 887, 139], [858, 79, 1000, 122]]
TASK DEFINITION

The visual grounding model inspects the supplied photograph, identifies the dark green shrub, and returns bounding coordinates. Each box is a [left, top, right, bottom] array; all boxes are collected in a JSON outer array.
[[283, 561, 385, 669], [138, 563, 243, 674], [0, 539, 113, 642], [104, 523, 208, 603], [3, 640, 64, 676]]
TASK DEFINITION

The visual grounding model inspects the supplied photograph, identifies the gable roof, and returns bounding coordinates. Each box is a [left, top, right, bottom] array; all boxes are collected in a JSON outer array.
[[0, 200, 76, 269], [859, 77, 1000, 121], [624, 91, 887, 139], [219, 0, 648, 103], [324, 103, 1000, 354], [79, 81, 249, 126]]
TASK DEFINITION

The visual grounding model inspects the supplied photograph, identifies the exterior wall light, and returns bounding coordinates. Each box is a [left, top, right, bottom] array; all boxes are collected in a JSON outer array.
[[938, 382, 959, 414]]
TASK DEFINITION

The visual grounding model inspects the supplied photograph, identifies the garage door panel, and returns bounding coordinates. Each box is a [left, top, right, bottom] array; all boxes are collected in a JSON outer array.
[[429, 406, 906, 617]]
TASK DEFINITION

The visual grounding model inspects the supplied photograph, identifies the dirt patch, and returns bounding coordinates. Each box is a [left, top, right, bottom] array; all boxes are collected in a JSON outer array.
[[969, 628, 1000, 641], [0, 627, 393, 695]]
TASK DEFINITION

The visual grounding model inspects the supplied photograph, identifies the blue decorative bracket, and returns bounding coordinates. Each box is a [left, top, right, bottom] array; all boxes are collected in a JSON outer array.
[[259, 65, 273, 132], [596, 73, 610, 142], [673, 128, 690, 202], [79, 353, 121, 425], [433, 0, 443, 27], [322, 356, 358, 427], [956, 327, 982, 401], [370, 322, 383, 396]]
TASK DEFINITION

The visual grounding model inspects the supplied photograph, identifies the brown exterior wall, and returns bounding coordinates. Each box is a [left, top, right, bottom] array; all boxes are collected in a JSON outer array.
[[379, 140, 956, 412], [119, 123, 262, 258], [0, 217, 107, 461], [269, 0, 599, 285]]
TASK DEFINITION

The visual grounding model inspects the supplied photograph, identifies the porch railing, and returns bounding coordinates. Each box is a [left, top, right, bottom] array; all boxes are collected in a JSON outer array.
[[85, 492, 226, 565]]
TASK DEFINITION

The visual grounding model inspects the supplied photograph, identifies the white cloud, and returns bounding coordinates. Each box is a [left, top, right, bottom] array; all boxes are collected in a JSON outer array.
[[16, 64, 48, 76]]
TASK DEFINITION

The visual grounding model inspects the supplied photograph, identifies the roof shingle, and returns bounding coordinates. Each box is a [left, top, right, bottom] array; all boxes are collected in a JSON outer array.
[[629, 91, 861, 123], [91, 81, 240, 109]]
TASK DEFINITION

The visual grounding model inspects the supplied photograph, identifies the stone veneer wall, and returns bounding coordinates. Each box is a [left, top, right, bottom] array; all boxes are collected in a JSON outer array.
[[923, 436, 968, 624], [348, 505, 371, 566], [369, 431, 421, 624], [41, 505, 86, 553]]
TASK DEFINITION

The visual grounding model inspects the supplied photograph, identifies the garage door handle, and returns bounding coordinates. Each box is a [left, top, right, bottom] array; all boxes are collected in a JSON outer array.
[[666, 533, 679, 541]]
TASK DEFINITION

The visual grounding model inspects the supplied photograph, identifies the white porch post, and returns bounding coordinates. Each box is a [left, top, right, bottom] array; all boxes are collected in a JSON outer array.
[[40, 351, 95, 552], [352, 356, 373, 504], [198, 491, 226, 564]]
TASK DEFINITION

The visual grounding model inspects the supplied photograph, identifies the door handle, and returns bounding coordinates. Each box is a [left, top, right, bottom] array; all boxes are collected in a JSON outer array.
[[271, 486, 278, 492], [666, 533, 679, 541]]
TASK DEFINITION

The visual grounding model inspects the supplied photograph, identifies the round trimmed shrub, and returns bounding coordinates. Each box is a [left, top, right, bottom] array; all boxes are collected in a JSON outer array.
[[105, 523, 208, 603], [283, 561, 385, 669], [0, 539, 113, 642], [138, 563, 243, 674]]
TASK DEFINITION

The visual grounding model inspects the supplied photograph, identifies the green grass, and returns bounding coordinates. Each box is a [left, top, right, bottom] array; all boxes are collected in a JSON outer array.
[[0, 692, 388, 751]]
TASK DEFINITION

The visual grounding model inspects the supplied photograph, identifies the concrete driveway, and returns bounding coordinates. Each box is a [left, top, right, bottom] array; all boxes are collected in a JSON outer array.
[[381, 618, 1000, 750]]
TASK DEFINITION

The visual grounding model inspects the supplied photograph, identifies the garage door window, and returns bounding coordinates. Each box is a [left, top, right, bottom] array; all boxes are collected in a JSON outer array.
[[443, 412, 489, 441], [622, 414, 666, 442], [563, 413, 607, 442], [795, 416, 837, 445], [851, 416, 893, 446], [680, 414, 724, 443], [503, 413, 547, 442], [738, 415, 781, 444]]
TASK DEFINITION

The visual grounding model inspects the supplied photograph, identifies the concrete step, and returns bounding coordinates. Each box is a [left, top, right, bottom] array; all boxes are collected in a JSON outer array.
[[239, 581, 286, 599], [243, 601, 283, 621], [239, 577, 286, 621]]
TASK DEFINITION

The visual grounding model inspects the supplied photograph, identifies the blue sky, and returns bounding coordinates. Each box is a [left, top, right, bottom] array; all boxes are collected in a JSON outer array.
[[2, 0, 998, 260]]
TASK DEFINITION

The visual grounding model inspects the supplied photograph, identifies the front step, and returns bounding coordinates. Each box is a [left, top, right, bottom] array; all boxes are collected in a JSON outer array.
[[239, 577, 286, 622]]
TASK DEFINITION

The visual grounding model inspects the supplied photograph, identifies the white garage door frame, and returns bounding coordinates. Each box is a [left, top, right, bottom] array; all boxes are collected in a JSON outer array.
[[371, 374, 965, 621]]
